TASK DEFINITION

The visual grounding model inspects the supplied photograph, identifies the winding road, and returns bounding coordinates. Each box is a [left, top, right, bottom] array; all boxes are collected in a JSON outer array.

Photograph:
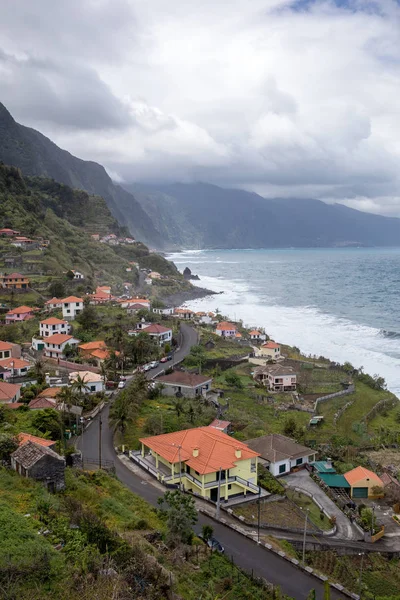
[[77, 323, 345, 600]]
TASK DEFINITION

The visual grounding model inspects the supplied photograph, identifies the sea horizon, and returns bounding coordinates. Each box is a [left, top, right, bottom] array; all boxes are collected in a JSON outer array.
[[168, 247, 400, 398]]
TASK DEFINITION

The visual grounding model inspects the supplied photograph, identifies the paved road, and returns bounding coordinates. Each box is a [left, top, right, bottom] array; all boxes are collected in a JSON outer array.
[[284, 470, 360, 541], [77, 325, 345, 600]]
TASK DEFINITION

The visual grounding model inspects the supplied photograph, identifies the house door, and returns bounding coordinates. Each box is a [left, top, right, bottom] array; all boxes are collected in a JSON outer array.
[[210, 488, 218, 502]]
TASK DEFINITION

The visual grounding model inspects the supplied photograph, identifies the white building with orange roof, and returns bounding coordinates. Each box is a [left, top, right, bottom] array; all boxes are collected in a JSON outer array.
[[257, 341, 281, 360], [5, 305, 36, 324], [60, 296, 83, 319], [40, 317, 70, 338], [133, 426, 260, 502], [173, 307, 195, 320], [118, 297, 150, 310], [44, 333, 80, 359], [249, 329, 264, 341], [45, 297, 63, 310], [215, 321, 237, 338], [0, 357, 30, 378]]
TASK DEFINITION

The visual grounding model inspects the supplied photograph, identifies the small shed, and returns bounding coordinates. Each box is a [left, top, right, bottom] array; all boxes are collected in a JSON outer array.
[[344, 466, 384, 499], [11, 441, 65, 492]]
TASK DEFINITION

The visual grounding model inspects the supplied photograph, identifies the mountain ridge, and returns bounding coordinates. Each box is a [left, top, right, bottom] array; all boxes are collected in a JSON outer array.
[[124, 181, 400, 249], [0, 102, 163, 247]]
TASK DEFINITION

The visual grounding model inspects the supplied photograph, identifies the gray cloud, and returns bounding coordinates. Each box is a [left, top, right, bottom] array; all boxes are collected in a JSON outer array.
[[0, 0, 399, 216]]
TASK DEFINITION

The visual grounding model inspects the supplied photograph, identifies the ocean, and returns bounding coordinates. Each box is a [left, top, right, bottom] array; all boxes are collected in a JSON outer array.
[[167, 248, 400, 397]]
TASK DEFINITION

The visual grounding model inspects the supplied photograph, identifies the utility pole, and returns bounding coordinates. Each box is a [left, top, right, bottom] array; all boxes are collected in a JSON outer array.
[[302, 508, 309, 565], [216, 467, 222, 520], [99, 416, 102, 469], [358, 553, 364, 599], [257, 486, 261, 543], [178, 445, 182, 491]]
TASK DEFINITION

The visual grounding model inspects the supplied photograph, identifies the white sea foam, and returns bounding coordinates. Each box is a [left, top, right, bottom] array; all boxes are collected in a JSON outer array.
[[183, 271, 400, 397]]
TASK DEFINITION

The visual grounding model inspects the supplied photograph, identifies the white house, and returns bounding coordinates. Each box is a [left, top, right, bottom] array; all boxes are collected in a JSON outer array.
[[0, 357, 30, 378], [174, 308, 195, 320], [136, 319, 152, 331], [144, 276, 152, 285], [45, 297, 63, 311], [44, 334, 80, 359], [0, 380, 21, 403], [249, 330, 266, 342], [71, 270, 84, 280], [215, 321, 237, 337], [40, 317, 70, 338], [253, 364, 297, 392], [246, 434, 316, 477], [257, 341, 281, 360], [153, 307, 174, 316], [156, 371, 212, 398], [61, 296, 83, 319], [118, 298, 150, 310], [69, 371, 104, 394], [133, 324, 172, 345]]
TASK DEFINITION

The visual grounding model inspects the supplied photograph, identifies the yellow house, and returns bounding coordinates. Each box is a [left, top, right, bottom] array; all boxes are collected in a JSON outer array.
[[344, 466, 384, 499], [256, 341, 281, 360], [136, 427, 260, 502]]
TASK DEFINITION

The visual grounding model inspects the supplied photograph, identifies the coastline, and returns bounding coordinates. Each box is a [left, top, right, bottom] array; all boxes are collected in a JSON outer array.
[[168, 249, 400, 398]]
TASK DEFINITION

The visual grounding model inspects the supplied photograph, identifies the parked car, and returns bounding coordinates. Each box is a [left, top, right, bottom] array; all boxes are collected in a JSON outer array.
[[207, 537, 224, 553], [119, 375, 127, 381], [106, 381, 117, 389], [142, 364, 152, 372], [160, 356, 168, 363], [118, 381, 126, 389], [149, 360, 159, 369]]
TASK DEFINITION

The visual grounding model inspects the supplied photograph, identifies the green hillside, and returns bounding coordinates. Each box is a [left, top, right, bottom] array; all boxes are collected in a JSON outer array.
[[0, 163, 188, 294]]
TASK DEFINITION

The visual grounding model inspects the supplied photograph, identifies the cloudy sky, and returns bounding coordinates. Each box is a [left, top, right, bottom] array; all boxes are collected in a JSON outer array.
[[1, 0, 399, 215]]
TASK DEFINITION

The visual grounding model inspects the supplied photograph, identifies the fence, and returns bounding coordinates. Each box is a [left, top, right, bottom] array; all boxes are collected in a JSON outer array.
[[314, 384, 355, 413], [45, 357, 100, 373]]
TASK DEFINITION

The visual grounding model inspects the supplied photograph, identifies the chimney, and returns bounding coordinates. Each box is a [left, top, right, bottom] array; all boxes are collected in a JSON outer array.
[[235, 448, 242, 459], [326, 458, 332, 469], [192, 447, 199, 457]]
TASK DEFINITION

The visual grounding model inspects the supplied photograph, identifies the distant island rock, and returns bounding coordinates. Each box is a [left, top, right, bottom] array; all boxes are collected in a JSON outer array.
[[183, 267, 200, 280]]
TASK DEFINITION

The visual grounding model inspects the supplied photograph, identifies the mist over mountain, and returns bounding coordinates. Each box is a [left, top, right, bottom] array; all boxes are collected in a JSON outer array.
[[125, 182, 400, 249], [0, 102, 162, 247]]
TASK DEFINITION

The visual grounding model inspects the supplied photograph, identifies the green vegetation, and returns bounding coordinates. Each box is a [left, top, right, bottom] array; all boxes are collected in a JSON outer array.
[[0, 163, 195, 299], [0, 467, 281, 600], [286, 489, 332, 531]]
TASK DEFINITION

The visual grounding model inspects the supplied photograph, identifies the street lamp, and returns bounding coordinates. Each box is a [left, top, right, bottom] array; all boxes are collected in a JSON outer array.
[[358, 553, 364, 600], [301, 507, 309, 565]]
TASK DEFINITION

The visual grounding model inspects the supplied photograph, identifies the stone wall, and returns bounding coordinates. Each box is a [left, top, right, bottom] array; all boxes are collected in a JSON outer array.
[[30, 454, 66, 491]]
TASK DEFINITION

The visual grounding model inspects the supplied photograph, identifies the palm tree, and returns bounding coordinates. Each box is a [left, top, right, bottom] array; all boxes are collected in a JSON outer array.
[[100, 362, 108, 387], [30, 357, 46, 385], [56, 386, 78, 430], [109, 397, 132, 434], [173, 399, 184, 418], [71, 373, 90, 405]]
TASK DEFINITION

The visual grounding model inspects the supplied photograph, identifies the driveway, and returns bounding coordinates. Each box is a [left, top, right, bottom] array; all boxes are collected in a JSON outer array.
[[284, 470, 362, 540]]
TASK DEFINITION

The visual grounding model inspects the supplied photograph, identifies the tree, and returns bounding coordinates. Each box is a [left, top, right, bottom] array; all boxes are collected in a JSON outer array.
[[71, 374, 91, 404], [283, 417, 298, 438], [76, 305, 98, 332], [64, 343, 78, 359], [109, 396, 132, 434], [48, 280, 65, 298], [185, 345, 207, 370], [56, 386, 78, 426], [173, 399, 184, 417], [201, 524, 213, 543], [31, 409, 63, 440], [158, 490, 197, 547], [29, 357, 46, 385], [66, 269, 75, 280], [225, 372, 243, 389], [0, 433, 18, 463]]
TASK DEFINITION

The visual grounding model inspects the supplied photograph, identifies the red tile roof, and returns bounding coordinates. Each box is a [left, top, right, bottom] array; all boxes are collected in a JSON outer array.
[[5, 273, 27, 279], [249, 330, 261, 336], [90, 349, 110, 360], [40, 317, 68, 325], [140, 427, 259, 475], [156, 371, 211, 387], [78, 340, 107, 351], [344, 466, 383, 486], [6, 305, 34, 315], [0, 357, 30, 369], [61, 296, 83, 303], [45, 297, 63, 305], [4, 403, 23, 410], [143, 324, 171, 334], [209, 419, 231, 431], [28, 397, 57, 409], [216, 321, 237, 331], [18, 433, 55, 448], [0, 341, 13, 351], [0, 381, 21, 402], [262, 341, 280, 349], [45, 333, 76, 345]]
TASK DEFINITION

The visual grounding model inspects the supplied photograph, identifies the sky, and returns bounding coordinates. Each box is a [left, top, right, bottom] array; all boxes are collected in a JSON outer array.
[[0, 0, 400, 216]]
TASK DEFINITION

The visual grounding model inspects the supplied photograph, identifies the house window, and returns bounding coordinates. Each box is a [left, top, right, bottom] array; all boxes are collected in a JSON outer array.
[[279, 464, 287, 474], [296, 458, 303, 466], [90, 385, 96, 392], [228, 484, 232, 490]]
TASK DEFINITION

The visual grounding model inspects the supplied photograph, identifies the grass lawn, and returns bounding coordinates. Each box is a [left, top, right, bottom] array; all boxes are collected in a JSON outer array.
[[286, 489, 332, 531]]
